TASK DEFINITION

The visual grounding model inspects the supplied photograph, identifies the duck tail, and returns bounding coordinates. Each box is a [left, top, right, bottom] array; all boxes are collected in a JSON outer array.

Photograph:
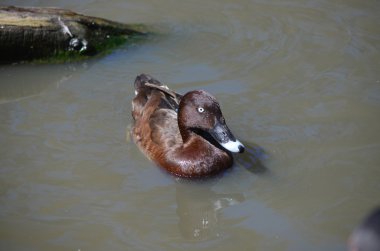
[[133, 74, 183, 106], [134, 74, 163, 91]]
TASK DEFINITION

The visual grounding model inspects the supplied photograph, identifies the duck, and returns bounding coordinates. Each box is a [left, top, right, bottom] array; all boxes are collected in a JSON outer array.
[[131, 74, 245, 178]]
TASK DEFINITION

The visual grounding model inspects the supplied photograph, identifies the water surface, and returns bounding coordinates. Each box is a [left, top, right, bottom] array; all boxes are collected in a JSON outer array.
[[1, 0, 380, 250]]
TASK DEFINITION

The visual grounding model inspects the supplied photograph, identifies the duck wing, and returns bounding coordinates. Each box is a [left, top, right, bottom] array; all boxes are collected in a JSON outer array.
[[149, 108, 183, 147], [132, 74, 182, 120], [144, 82, 182, 112], [132, 74, 184, 149]]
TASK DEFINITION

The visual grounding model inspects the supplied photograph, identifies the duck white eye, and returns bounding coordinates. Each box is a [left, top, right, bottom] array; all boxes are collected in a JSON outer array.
[[197, 107, 205, 113]]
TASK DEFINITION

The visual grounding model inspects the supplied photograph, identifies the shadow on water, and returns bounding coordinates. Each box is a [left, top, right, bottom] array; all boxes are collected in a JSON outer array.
[[235, 141, 269, 175], [175, 181, 244, 241]]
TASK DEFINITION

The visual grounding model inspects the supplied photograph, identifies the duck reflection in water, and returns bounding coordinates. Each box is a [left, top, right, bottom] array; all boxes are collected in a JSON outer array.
[[175, 182, 244, 241], [174, 142, 267, 241]]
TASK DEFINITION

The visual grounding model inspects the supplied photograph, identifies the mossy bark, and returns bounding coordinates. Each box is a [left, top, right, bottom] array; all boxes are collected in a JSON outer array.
[[0, 6, 148, 64]]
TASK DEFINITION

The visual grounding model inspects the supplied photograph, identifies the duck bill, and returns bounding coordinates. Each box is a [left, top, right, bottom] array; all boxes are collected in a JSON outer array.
[[209, 121, 245, 153]]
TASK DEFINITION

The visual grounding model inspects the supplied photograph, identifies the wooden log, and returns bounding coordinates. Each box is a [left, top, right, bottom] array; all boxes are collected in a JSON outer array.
[[0, 6, 148, 63]]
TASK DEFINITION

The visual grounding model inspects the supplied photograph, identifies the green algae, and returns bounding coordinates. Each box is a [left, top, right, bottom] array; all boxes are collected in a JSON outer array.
[[32, 29, 150, 64]]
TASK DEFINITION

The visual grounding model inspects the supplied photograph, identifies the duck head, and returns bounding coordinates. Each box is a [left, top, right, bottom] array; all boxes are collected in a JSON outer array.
[[178, 90, 245, 153]]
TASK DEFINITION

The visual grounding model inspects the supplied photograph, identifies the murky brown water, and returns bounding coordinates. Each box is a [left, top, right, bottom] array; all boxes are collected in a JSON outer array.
[[1, 0, 380, 250]]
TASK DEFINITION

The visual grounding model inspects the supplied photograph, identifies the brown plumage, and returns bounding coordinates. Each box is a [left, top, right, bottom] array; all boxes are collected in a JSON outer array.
[[131, 74, 244, 178]]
